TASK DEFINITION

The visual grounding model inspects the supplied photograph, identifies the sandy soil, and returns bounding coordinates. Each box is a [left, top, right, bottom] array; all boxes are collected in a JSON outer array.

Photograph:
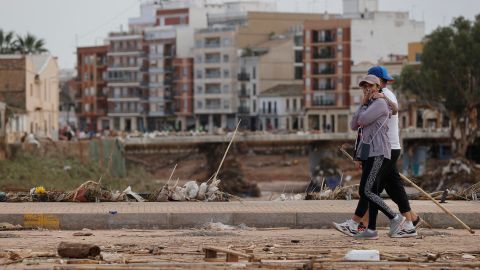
[[1, 228, 479, 269]]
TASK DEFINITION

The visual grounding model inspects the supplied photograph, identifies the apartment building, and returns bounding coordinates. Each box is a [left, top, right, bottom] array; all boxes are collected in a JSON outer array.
[[343, 0, 424, 64], [0, 54, 59, 142], [75, 46, 109, 132], [59, 69, 78, 129], [0, 101, 5, 137], [0, 102, 5, 159], [106, 33, 148, 132], [173, 58, 194, 130], [258, 84, 303, 131], [193, 26, 238, 132], [303, 19, 352, 133]]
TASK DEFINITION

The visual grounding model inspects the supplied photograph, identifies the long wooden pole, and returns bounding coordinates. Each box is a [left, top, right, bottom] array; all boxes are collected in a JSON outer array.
[[212, 120, 241, 182], [338, 145, 475, 234]]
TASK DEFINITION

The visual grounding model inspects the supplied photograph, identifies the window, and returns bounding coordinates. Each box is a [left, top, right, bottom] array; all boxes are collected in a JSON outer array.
[[222, 37, 231, 47], [196, 70, 203, 79], [183, 67, 188, 77], [223, 54, 229, 62], [286, 99, 290, 110], [253, 100, 256, 113], [223, 100, 229, 109], [195, 39, 203, 48], [295, 67, 303, 80], [253, 84, 256, 96], [293, 99, 297, 111], [196, 85, 203, 93], [416, 53, 422, 62], [268, 102, 271, 113], [182, 84, 188, 92], [223, 69, 230, 78], [223, 84, 229, 93], [195, 55, 202, 63], [295, 51, 303, 63], [252, 67, 256, 80]]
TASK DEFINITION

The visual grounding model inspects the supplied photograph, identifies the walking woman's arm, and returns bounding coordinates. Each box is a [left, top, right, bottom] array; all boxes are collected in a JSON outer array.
[[357, 99, 389, 127], [350, 105, 365, 130]]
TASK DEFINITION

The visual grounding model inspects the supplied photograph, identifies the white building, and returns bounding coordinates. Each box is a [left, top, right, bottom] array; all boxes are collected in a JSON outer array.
[[258, 84, 303, 131], [343, 0, 425, 64]]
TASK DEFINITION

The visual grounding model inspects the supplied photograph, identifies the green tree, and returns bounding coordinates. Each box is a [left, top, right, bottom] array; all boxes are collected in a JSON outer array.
[[0, 29, 16, 54], [395, 15, 480, 157], [15, 33, 47, 54]]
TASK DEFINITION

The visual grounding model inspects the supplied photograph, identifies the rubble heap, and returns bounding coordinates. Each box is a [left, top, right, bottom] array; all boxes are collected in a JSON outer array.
[[418, 158, 480, 196]]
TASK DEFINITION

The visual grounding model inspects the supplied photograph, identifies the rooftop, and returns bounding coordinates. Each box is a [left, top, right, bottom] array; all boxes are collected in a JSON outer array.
[[259, 84, 303, 97]]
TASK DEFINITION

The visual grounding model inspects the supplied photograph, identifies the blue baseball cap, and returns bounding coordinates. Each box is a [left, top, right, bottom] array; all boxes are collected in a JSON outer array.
[[367, 66, 394, 81]]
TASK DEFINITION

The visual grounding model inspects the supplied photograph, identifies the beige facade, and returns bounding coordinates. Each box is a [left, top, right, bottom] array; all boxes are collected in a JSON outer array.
[[238, 36, 302, 130], [0, 54, 59, 142], [237, 12, 334, 48]]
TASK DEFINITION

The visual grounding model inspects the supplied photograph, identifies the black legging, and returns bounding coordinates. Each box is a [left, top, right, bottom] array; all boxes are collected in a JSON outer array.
[[354, 156, 396, 230], [378, 149, 411, 213], [354, 150, 411, 220]]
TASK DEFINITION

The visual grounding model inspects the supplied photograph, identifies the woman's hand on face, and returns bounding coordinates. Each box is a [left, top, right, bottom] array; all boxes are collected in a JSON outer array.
[[362, 88, 370, 105]]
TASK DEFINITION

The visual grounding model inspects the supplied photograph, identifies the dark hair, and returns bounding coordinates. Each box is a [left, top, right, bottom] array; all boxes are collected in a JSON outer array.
[[380, 78, 387, 84]]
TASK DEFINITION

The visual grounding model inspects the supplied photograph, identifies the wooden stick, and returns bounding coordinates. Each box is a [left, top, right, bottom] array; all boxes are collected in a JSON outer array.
[[212, 120, 241, 182], [338, 145, 475, 234], [165, 164, 177, 187]]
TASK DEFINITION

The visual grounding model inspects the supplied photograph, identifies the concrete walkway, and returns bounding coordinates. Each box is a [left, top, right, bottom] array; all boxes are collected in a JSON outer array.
[[0, 200, 478, 230]]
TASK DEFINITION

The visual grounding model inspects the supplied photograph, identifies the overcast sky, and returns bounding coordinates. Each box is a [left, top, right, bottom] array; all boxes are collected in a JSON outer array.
[[1, 0, 479, 69]]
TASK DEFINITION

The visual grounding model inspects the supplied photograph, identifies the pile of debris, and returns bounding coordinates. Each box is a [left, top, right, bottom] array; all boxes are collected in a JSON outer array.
[[418, 158, 480, 199], [4, 178, 231, 203], [274, 184, 360, 201]]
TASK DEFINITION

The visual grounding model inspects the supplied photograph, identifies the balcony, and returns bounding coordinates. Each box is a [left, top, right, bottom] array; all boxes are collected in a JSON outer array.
[[205, 72, 221, 79], [205, 85, 221, 94], [204, 41, 221, 48], [312, 32, 336, 43], [312, 80, 337, 91], [238, 106, 250, 114], [205, 104, 222, 110], [205, 54, 221, 64], [313, 48, 335, 59], [317, 83, 337, 90], [239, 88, 250, 98], [313, 67, 336, 75], [237, 72, 250, 81], [312, 99, 336, 106], [310, 92, 347, 107]]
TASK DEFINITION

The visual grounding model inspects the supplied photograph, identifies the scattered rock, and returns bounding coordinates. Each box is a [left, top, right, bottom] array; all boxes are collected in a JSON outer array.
[[462, 254, 476, 260], [73, 232, 93, 237], [426, 253, 440, 262], [57, 242, 100, 258]]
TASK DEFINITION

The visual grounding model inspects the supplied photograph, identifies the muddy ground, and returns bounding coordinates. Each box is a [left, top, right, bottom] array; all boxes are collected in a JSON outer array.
[[1, 228, 479, 269]]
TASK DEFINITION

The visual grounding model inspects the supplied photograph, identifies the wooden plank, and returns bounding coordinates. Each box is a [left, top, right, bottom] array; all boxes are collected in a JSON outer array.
[[203, 246, 252, 259]]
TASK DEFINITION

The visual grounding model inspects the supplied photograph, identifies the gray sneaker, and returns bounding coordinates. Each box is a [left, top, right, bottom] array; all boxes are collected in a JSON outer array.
[[354, 229, 378, 240], [389, 214, 406, 236]]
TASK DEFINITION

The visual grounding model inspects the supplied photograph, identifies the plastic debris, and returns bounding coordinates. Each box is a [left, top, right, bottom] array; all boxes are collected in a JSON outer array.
[[344, 250, 380, 262]]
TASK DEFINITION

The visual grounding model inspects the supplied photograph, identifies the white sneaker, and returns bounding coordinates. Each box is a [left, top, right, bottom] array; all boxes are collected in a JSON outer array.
[[389, 214, 406, 236], [391, 221, 418, 238], [332, 219, 359, 237]]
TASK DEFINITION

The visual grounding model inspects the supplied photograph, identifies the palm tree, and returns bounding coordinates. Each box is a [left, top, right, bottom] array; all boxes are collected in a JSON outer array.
[[15, 33, 47, 54], [0, 29, 16, 54]]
